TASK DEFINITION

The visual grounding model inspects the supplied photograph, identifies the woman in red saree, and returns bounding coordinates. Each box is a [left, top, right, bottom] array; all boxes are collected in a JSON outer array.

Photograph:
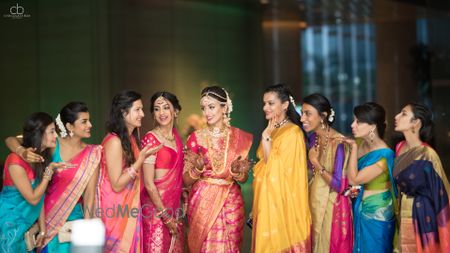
[[140, 92, 184, 252], [183, 86, 253, 253], [97, 90, 160, 253]]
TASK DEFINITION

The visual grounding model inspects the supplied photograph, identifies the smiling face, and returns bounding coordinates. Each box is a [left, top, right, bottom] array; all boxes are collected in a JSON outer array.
[[41, 123, 58, 150], [300, 103, 323, 132], [394, 105, 419, 133], [263, 92, 288, 121], [66, 112, 92, 139], [200, 96, 227, 128], [350, 116, 375, 138], [153, 97, 176, 127], [123, 99, 145, 130]]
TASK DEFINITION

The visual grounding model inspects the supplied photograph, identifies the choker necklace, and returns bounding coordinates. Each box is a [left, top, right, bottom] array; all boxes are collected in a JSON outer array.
[[156, 128, 174, 142], [208, 126, 226, 138], [274, 118, 289, 128]]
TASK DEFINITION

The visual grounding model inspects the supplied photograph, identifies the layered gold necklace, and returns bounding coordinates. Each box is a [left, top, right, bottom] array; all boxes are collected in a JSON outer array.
[[205, 127, 230, 174]]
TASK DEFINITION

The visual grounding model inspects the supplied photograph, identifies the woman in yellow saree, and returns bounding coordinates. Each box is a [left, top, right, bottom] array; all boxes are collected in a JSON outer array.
[[183, 86, 253, 253], [252, 84, 311, 253]]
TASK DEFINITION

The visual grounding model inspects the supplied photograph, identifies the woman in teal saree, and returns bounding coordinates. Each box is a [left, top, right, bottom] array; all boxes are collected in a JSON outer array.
[[0, 112, 64, 252], [344, 103, 397, 253]]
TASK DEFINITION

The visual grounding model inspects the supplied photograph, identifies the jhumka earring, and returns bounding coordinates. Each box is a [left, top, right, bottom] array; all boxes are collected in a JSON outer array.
[[369, 130, 375, 142]]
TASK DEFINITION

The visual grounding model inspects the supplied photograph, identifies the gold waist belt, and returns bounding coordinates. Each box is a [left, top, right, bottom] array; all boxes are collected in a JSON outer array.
[[201, 178, 234, 185]]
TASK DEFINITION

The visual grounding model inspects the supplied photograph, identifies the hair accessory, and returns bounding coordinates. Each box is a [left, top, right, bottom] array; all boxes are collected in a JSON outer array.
[[222, 88, 233, 115], [289, 95, 296, 108], [55, 114, 68, 138], [328, 108, 335, 123]]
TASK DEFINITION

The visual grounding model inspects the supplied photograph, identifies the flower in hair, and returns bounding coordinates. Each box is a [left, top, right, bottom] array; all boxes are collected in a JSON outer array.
[[328, 108, 335, 123], [222, 88, 233, 115], [289, 95, 296, 108], [55, 114, 68, 138]]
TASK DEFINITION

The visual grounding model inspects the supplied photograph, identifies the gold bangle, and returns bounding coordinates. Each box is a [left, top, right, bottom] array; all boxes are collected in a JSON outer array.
[[188, 169, 200, 180]]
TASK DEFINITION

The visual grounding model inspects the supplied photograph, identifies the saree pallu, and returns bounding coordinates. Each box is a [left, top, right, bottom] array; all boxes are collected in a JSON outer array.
[[42, 144, 101, 252], [394, 144, 450, 253], [185, 126, 253, 253], [141, 128, 184, 253], [97, 133, 142, 253], [0, 153, 44, 253], [353, 148, 397, 253], [252, 124, 311, 253], [308, 133, 353, 253]]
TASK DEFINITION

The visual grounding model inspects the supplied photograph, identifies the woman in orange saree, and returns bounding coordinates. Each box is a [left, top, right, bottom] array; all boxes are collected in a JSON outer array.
[[183, 86, 253, 253], [97, 90, 160, 253], [252, 84, 311, 253]]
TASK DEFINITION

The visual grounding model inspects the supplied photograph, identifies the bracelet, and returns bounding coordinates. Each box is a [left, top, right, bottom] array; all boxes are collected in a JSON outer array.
[[262, 135, 272, 142], [188, 169, 200, 180], [43, 166, 54, 181], [126, 166, 138, 179], [233, 172, 246, 181], [38, 231, 46, 236], [319, 167, 325, 175]]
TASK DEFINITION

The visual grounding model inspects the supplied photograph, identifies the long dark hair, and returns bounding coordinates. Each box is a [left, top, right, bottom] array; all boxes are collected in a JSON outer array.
[[22, 112, 54, 180], [264, 84, 302, 129], [408, 102, 434, 145], [302, 93, 335, 127], [353, 102, 387, 138], [150, 92, 182, 126], [106, 90, 142, 167], [57, 101, 89, 136]]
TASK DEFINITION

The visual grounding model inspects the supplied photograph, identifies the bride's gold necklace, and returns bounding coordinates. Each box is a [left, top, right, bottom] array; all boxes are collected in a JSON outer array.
[[206, 127, 230, 174]]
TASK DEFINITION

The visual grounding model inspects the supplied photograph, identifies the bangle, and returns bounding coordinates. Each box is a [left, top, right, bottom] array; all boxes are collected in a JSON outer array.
[[126, 166, 138, 179], [43, 166, 54, 181], [320, 167, 325, 175], [188, 169, 200, 180]]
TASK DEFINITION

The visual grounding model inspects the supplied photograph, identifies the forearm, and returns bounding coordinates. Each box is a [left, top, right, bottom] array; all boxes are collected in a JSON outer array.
[[38, 205, 46, 233], [111, 158, 144, 192], [347, 148, 358, 185], [5, 136, 22, 154], [261, 138, 272, 163], [145, 183, 165, 211], [83, 192, 95, 219]]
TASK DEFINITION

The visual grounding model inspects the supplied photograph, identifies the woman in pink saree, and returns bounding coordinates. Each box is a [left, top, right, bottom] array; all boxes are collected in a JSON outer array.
[[97, 90, 160, 253], [183, 86, 253, 253], [140, 92, 184, 252]]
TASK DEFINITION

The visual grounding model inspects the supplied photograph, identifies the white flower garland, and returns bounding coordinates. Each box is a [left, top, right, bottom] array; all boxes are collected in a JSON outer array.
[[328, 108, 335, 123], [55, 114, 68, 138]]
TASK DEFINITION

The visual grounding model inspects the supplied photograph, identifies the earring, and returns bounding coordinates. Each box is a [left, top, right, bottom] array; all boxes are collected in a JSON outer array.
[[223, 113, 231, 126], [369, 130, 375, 143], [411, 127, 415, 134], [69, 131, 74, 137], [321, 120, 325, 130]]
